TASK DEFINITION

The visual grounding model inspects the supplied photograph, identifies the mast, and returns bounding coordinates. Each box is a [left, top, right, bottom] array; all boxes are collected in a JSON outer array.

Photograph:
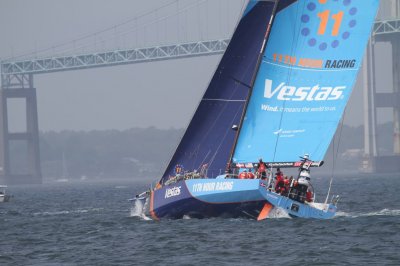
[[227, 0, 280, 168]]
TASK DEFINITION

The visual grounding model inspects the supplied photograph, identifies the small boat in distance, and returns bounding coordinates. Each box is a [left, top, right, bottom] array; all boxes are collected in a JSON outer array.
[[0, 185, 11, 203], [132, 0, 379, 220]]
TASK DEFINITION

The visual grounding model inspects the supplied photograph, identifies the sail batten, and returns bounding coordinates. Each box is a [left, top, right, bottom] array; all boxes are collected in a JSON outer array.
[[202, 99, 246, 102]]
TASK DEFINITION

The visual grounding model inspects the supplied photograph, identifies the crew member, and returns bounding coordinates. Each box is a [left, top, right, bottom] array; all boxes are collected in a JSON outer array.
[[238, 170, 247, 179], [296, 170, 311, 203], [274, 168, 284, 192], [258, 159, 267, 180], [247, 170, 255, 179], [280, 176, 290, 196], [306, 189, 314, 202]]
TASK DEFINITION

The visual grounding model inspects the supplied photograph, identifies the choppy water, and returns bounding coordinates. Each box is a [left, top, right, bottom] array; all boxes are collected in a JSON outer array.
[[1, 174, 399, 265]]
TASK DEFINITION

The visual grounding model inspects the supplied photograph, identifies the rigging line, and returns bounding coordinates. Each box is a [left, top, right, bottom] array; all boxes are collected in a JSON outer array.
[[197, 149, 212, 172], [325, 107, 346, 204]]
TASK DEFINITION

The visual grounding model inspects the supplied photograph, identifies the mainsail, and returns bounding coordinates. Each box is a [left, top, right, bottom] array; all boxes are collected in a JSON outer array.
[[160, 1, 277, 182], [233, 0, 379, 164]]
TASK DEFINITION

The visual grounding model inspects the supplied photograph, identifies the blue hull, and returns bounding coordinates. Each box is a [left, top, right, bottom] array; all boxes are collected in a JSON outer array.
[[264, 191, 337, 219], [149, 178, 337, 220], [151, 179, 268, 219]]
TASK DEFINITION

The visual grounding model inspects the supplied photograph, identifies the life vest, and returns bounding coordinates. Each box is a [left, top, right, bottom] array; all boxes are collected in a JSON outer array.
[[284, 178, 290, 186], [238, 172, 247, 179], [247, 172, 255, 179]]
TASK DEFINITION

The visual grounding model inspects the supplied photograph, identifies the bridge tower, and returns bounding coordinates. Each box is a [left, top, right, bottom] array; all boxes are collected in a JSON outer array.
[[362, 0, 400, 173], [0, 73, 42, 184], [392, 0, 400, 157]]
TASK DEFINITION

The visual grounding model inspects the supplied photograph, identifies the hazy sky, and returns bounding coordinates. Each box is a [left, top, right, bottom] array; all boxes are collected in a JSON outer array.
[[0, 0, 396, 132]]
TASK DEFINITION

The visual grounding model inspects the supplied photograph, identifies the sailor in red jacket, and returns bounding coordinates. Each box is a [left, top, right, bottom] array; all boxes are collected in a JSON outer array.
[[238, 170, 247, 179], [275, 168, 284, 193], [306, 190, 313, 202]]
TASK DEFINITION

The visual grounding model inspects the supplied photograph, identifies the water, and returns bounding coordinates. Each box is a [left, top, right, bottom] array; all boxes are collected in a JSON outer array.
[[1, 174, 399, 265]]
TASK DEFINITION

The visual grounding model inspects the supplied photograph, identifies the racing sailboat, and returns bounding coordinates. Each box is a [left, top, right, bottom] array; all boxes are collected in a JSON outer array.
[[133, 0, 379, 220]]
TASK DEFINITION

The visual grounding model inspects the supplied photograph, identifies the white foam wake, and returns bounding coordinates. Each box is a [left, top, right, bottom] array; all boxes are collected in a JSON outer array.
[[130, 198, 151, 220], [33, 208, 103, 216], [335, 208, 400, 218], [267, 207, 292, 219]]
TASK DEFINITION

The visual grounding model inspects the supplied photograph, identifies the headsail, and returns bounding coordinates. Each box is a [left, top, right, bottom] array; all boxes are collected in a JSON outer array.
[[160, 1, 277, 183], [233, 0, 379, 164]]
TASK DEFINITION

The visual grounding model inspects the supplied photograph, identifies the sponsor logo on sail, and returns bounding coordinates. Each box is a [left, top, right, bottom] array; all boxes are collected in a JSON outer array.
[[264, 79, 345, 101], [165, 186, 181, 198]]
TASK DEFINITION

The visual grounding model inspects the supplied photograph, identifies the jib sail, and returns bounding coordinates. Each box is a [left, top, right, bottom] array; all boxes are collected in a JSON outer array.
[[233, 0, 379, 164]]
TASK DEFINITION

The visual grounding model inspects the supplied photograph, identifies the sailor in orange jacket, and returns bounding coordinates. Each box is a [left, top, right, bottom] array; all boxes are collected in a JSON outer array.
[[238, 170, 247, 179]]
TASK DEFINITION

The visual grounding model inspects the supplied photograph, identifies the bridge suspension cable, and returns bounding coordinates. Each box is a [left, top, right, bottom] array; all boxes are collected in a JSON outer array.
[[3, 0, 246, 62]]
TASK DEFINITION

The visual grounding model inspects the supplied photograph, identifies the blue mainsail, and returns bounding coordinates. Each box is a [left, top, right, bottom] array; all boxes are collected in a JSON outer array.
[[160, 1, 276, 183], [233, 0, 379, 163]]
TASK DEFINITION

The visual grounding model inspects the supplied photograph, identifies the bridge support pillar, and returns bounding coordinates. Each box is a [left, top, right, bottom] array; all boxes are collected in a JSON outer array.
[[376, 36, 400, 173], [363, 33, 400, 173], [362, 41, 377, 173], [0, 74, 42, 184], [392, 38, 400, 155]]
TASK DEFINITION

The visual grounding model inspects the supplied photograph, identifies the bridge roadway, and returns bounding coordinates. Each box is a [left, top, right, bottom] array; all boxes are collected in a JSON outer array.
[[1, 40, 229, 77]]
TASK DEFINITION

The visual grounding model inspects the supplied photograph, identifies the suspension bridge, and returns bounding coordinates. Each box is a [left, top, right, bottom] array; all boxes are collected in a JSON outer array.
[[0, 0, 399, 184]]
